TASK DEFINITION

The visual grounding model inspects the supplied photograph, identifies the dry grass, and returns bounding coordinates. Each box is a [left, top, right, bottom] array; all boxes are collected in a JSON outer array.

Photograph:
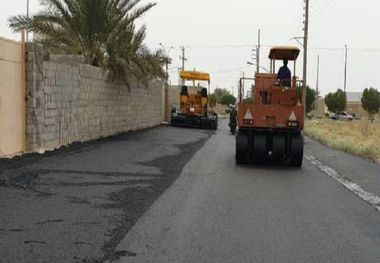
[[305, 119, 380, 163]]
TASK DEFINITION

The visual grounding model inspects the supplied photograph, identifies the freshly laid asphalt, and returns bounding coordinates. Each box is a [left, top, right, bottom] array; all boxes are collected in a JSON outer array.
[[1, 119, 380, 263], [0, 126, 212, 263], [114, 119, 380, 263]]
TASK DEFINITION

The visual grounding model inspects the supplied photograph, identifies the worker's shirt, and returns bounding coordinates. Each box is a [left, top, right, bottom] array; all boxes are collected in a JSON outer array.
[[277, 66, 291, 81], [230, 111, 237, 124]]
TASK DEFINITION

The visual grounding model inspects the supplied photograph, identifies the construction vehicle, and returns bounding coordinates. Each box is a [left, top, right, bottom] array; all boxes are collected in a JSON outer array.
[[171, 71, 218, 129], [236, 46, 304, 167]]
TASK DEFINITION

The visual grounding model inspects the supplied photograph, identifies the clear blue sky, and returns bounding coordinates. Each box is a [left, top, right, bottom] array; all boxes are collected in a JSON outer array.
[[2, 0, 379, 95]]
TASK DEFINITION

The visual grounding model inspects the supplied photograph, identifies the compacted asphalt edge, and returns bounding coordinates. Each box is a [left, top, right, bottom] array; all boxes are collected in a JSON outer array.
[[0, 125, 214, 263]]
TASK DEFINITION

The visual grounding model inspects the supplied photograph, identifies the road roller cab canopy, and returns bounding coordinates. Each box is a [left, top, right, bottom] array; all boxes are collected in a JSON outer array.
[[180, 71, 210, 83], [268, 46, 300, 76], [268, 46, 300, 61]]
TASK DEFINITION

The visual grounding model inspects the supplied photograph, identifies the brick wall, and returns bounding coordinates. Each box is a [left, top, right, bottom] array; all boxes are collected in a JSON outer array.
[[26, 43, 163, 152]]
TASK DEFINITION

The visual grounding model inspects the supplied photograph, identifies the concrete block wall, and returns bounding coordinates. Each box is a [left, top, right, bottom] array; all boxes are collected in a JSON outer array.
[[26, 43, 163, 152], [26, 43, 45, 151], [166, 85, 181, 121]]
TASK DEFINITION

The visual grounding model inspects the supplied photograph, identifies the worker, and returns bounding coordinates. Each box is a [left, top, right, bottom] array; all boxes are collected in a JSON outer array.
[[230, 106, 237, 121], [229, 106, 237, 134], [277, 59, 291, 87]]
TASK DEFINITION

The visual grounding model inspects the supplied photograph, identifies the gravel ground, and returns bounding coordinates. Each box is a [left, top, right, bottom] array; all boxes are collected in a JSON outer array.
[[0, 125, 213, 263]]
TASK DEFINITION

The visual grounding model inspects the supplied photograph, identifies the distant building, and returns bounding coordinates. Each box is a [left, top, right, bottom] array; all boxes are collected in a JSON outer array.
[[346, 92, 362, 103], [346, 92, 366, 118], [315, 97, 327, 117]]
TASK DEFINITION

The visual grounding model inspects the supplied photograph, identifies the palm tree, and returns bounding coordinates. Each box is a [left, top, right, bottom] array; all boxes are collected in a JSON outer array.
[[9, 0, 166, 83]]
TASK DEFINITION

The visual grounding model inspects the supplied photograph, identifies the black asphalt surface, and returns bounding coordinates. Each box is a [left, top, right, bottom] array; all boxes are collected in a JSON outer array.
[[113, 119, 380, 263], [1, 120, 380, 263], [0, 126, 213, 263]]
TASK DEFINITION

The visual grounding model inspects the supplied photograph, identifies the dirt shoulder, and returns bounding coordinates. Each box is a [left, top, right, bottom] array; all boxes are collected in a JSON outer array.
[[305, 119, 380, 163]]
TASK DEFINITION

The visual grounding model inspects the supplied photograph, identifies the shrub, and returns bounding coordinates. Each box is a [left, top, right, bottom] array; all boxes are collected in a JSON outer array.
[[361, 87, 380, 119], [325, 89, 347, 113]]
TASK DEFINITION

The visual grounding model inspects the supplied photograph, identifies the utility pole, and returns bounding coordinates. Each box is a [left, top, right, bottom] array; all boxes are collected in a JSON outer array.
[[316, 54, 320, 115], [242, 71, 245, 98], [159, 43, 173, 82], [177, 68, 181, 86], [180, 46, 187, 85], [344, 45, 348, 93], [256, 29, 261, 75], [180, 46, 187, 72], [316, 54, 320, 95], [193, 68, 196, 87], [302, 0, 310, 115], [26, 0, 30, 41]]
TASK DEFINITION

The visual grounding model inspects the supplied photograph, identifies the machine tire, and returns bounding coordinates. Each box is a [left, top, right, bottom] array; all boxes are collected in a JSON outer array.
[[272, 134, 286, 163], [288, 131, 304, 167], [253, 133, 267, 163], [236, 130, 248, 164]]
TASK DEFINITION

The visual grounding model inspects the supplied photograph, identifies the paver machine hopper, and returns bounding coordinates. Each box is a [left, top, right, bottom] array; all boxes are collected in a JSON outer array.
[[236, 46, 304, 166], [171, 71, 218, 129]]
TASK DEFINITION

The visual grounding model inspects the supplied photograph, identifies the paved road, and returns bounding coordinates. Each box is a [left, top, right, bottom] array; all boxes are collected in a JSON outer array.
[[0, 126, 212, 263], [114, 119, 380, 263]]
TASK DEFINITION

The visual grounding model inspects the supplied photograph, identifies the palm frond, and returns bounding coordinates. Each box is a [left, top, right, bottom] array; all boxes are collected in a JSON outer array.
[[9, 0, 165, 86]]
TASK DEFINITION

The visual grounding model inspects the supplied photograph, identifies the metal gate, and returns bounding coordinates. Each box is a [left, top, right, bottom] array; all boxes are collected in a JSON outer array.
[[0, 36, 25, 157]]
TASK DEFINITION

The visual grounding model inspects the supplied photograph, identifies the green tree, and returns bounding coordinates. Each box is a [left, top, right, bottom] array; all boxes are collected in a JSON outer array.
[[243, 97, 254, 104], [361, 87, 380, 118], [325, 93, 337, 113], [298, 85, 318, 113], [9, 0, 166, 85], [220, 94, 236, 105], [209, 94, 217, 107], [211, 88, 236, 105], [325, 89, 347, 113], [213, 88, 230, 101]]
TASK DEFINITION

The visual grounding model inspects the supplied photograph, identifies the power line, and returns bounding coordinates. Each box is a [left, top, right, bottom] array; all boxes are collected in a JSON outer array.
[[349, 48, 380, 53], [310, 0, 329, 15], [185, 44, 254, 49], [311, 0, 334, 18], [210, 66, 251, 74], [310, 0, 324, 12], [290, 0, 305, 37], [261, 44, 380, 52], [161, 43, 380, 52], [161, 44, 255, 50]]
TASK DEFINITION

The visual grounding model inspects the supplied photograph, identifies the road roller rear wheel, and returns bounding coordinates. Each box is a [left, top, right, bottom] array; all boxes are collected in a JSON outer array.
[[253, 133, 267, 163], [272, 134, 286, 163], [288, 131, 304, 167], [236, 130, 248, 164]]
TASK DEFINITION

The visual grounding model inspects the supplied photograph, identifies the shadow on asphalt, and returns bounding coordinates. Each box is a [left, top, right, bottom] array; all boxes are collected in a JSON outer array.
[[235, 163, 303, 172]]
